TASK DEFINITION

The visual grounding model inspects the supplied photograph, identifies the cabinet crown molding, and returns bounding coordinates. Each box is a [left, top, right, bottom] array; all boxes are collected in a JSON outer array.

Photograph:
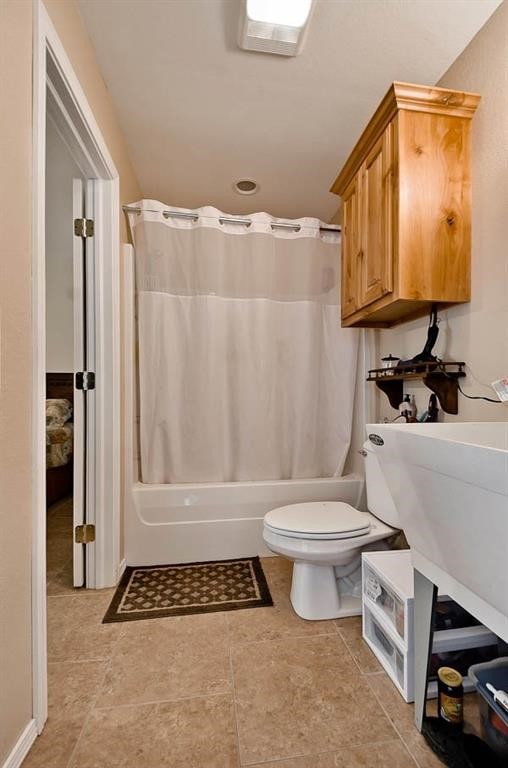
[[331, 81, 480, 195]]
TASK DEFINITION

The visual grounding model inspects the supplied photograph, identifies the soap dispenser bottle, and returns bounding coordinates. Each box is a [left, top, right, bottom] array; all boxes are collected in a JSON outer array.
[[398, 394, 417, 419]]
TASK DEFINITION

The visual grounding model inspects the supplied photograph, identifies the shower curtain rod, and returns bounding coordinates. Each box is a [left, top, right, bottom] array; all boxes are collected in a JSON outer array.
[[122, 205, 341, 233]]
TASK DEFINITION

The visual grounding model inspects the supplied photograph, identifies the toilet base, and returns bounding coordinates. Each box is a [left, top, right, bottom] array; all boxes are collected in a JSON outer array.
[[290, 561, 362, 621]]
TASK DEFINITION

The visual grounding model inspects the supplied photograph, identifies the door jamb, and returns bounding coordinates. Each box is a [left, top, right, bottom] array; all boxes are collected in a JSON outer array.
[[32, 0, 120, 731]]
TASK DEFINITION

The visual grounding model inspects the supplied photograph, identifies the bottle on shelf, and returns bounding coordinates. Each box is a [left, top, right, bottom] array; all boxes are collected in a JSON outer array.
[[398, 394, 417, 421]]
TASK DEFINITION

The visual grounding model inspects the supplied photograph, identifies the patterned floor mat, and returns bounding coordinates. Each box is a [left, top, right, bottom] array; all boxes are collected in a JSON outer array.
[[103, 556, 273, 623]]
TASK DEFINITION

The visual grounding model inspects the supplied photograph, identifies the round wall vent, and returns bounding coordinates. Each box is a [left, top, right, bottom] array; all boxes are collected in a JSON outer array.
[[234, 179, 259, 195]]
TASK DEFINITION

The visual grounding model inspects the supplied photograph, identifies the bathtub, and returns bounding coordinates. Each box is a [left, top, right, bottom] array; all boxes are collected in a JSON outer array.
[[126, 474, 363, 565]]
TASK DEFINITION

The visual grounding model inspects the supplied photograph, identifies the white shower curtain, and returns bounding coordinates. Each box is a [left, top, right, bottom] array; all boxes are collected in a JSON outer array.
[[128, 201, 358, 484]]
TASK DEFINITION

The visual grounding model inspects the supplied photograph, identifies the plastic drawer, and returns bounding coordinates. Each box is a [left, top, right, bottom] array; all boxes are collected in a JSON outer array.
[[363, 562, 405, 640], [363, 605, 405, 692]]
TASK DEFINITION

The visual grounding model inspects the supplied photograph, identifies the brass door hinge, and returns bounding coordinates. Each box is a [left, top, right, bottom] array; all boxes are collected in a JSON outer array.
[[74, 218, 94, 238], [75, 524, 95, 544]]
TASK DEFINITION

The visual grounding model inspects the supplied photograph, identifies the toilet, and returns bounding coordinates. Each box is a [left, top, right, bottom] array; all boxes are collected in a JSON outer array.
[[263, 439, 402, 620]]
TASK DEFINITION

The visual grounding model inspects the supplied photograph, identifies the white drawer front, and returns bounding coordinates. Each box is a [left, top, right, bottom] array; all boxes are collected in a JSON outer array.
[[363, 563, 406, 641]]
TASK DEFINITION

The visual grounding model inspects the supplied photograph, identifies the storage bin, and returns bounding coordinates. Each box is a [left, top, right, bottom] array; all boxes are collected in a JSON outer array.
[[363, 561, 405, 639], [468, 657, 508, 761], [363, 604, 406, 693], [362, 551, 499, 703], [362, 550, 413, 643]]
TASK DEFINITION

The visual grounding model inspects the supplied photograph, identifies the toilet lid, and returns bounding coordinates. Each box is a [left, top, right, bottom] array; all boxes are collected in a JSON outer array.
[[264, 502, 371, 540]]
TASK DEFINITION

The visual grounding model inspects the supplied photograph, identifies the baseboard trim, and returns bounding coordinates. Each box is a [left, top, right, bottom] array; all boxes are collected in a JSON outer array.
[[117, 558, 126, 582], [1, 720, 37, 768]]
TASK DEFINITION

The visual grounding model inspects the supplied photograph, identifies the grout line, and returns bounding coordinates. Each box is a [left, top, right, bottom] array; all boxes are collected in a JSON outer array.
[[46, 593, 115, 601], [334, 620, 385, 677], [239, 738, 418, 766], [64, 629, 125, 768], [398, 740, 421, 768], [364, 676, 420, 767], [229, 645, 243, 765], [92, 690, 234, 712], [228, 629, 338, 649], [333, 621, 368, 675], [47, 658, 113, 667], [46, 593, 115, 600], [48, 656, 116, 664], [227, 618, 244, 768]]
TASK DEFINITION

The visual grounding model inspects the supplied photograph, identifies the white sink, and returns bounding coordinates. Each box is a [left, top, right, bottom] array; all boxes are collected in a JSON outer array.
[[366, 422, 508, 641]]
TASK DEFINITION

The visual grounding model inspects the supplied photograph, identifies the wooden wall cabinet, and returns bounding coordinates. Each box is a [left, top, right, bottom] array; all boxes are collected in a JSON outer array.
[[331, 82, 480, 327]]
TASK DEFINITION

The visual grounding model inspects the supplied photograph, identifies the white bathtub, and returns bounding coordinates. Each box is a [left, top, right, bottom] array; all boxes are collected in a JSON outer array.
[[125, 474, 363, 565]]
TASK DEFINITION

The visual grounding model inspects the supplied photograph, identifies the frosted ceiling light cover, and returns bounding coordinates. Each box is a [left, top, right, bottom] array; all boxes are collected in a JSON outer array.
[[247, 0, 312, 28], [239, 0, 314, 56]]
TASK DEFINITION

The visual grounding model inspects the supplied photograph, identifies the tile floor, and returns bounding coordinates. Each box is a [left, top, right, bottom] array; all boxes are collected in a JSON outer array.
[[24, 497, 480, 767]]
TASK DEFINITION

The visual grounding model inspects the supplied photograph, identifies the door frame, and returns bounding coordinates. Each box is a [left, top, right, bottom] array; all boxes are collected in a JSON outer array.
[[32, 0, 121, 731]]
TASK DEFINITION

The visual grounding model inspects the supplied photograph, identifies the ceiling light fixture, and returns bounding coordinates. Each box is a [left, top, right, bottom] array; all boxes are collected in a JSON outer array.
[[234, 179, 259, 195], [239, 0, 314, 57]]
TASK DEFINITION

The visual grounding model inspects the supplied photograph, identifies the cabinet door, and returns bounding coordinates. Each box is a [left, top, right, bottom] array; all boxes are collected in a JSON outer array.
[[341, 174, 361, 319], [360, 127, 393, 307]]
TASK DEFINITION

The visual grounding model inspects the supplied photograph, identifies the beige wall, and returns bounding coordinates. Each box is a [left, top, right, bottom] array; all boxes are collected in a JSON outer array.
[[0, 0, 140, 762], [43, 0, 141, 242], [377, 1, 508, 423], [0, 1, 34, 762]]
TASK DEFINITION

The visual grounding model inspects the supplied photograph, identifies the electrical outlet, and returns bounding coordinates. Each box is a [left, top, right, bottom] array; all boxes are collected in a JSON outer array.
[[491, 379, 508, 402]]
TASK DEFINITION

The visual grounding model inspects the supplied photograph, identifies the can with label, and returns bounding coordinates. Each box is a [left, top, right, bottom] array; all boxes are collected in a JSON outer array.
[[437, 667, 464, 727]]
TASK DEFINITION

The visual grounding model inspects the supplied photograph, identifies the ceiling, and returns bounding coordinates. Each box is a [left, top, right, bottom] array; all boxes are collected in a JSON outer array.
[[77, 0, 501, 221]]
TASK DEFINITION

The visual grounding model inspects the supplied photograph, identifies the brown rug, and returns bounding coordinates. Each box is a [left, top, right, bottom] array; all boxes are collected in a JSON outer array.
[[103, 556, 273, 623]]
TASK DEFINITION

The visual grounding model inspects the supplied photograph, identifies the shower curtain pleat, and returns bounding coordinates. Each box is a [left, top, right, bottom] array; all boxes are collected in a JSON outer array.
[[129, 202, 359, 484]]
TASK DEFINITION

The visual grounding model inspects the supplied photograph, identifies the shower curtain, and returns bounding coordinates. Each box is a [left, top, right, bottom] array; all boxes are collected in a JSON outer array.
[[128, 201, 358, 484]]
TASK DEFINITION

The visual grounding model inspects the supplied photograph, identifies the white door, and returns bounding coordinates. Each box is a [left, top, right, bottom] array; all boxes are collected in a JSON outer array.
[[72, 179, 96, 587]]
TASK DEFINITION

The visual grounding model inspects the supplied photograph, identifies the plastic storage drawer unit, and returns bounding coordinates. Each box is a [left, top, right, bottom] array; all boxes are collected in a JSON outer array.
[[362, 550, 499, 703], [363, 604, 406, 694]]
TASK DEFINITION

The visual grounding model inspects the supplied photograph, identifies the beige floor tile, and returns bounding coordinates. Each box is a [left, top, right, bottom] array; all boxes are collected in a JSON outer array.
[[46, 501, 72, 536], [46, 536, 73, 573], [46, 497, 75, 593], [232, 634, 396, 764], [47, 559, 78, 596], [366, 673, 444, 768], [260, 556, 293, 599], [249, 740, 416, 766], [226, 556, 336, 644], [23, 661, 106, 768], [47, 592, 121, 662], [227, 597, 336, 645], [95, 612, 232, 707], [47, 518, 73, 540], [367, 674, 480, 768], [334, 616, 382, 674], [47, 507, 73, 532], [68, 695, 239, 768], [393, 729, 446, 768]]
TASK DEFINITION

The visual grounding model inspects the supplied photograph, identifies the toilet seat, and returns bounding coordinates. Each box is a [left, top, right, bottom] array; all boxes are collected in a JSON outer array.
[[264, 501, 371, 540]]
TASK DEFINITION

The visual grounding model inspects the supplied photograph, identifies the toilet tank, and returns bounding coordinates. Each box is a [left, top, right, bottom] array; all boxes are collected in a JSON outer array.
[[363, 440, 401, 529]]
